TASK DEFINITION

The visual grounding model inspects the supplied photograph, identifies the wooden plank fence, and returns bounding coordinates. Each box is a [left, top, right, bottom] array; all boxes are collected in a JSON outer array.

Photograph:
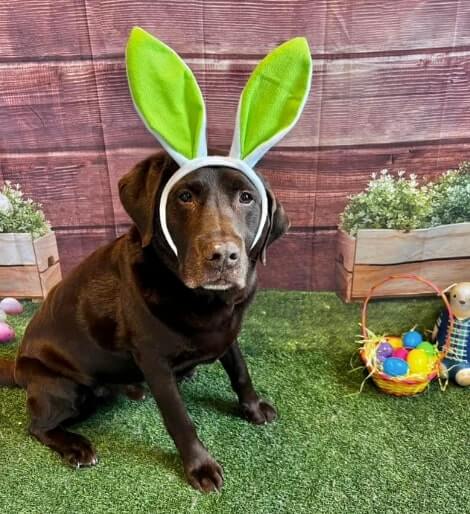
[[1, 0, 469, 289]]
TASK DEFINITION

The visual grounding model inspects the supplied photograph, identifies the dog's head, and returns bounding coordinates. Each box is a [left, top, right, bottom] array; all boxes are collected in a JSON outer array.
[[119, 152, 289, 292]]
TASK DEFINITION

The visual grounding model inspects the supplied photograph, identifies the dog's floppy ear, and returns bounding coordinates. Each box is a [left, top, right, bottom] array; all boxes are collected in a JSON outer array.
[[258, 185, 290, 265], [119, 154, 176, 247]]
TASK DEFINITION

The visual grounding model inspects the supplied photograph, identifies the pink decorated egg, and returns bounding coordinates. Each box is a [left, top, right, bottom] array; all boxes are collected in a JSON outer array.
[[392, 347, 409, 360], [0, 322, 15, 343], [0, 297, 23, 315]]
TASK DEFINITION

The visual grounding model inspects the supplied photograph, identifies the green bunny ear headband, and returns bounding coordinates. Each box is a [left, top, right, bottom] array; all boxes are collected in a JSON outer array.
[[126, 27, 312, 255]]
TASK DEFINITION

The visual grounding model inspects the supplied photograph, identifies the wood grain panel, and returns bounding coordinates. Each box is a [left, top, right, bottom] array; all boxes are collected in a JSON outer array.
[[0, 151, 116, 230], [257, 229, 337, 290], [0, 62, 103, 152], [3, 55, 467, 154], [85, 0, 470, 58], [257, 231, 313, 290], [103, 148, 317, 230], [0, 1, 90, 61], [55, 228, 115, 276], [94, 53, 470, 152]]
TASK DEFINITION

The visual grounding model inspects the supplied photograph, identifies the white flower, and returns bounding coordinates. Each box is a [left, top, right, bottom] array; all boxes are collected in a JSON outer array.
[[0, 193, 12, 214]]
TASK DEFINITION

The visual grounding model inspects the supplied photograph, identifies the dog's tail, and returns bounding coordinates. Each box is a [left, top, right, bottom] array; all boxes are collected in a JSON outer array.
[[0, 359, 16, 386]]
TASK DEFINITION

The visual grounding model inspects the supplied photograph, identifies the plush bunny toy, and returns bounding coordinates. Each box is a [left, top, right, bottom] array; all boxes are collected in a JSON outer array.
[[433, 282, 470, 386], [126, 27, 312, 255]]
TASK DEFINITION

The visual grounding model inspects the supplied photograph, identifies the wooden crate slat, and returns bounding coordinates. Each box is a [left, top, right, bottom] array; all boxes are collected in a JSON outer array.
[[39, 261, 62, 297], [355, 223, 470, 265], [33, 232, 60, 272], [0, 265, 43, 298], [336, 230, 356, 272], [0, 233, 35, 265], [351, 259, 470, 299]]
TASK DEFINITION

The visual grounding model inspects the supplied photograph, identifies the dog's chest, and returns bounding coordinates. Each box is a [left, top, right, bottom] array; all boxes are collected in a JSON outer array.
[[170, 308, 242, 372]]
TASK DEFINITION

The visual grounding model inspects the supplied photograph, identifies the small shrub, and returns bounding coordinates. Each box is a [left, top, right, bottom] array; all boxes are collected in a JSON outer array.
[[0, 182, 50, 237], [340, 170, 432, 236], [428, 162, 470, 227]]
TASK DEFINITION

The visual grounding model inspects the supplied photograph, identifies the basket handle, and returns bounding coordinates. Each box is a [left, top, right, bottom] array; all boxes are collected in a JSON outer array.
[[361, 274, 454, 361]]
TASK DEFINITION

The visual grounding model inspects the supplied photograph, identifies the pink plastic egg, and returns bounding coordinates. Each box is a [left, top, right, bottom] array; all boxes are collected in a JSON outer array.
[[0, 297, 23, 315], [392, 348, 409, 360], [0, 322, 15, 343]]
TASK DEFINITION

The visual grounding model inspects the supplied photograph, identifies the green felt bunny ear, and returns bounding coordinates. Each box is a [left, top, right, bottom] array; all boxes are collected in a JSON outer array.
[[126, 27, 207, 165], [230, 37, 312, 167]]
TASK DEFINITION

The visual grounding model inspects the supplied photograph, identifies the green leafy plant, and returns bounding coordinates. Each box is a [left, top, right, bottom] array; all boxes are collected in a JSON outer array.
[[0, 181, 50, 237], [340, 170, 432, 236], [428, 161, 470, 227]]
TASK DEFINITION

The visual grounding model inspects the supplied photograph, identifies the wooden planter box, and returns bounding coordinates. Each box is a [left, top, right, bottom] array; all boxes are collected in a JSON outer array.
[[0, 232, 62, 300], [336, 223, 470, 302]]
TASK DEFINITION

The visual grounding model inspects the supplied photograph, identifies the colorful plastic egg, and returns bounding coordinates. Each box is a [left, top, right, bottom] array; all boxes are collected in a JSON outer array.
[[383, 357, 409, 377], [407, 349, 430, 375], [384, 336, 403, 349], [403, 330, 423, 349], [417, 341, 438, 358], [0, 297, 23, 315], [0, 322, 15, 343], [392, 347, 409, 360], [376, 342, 393, 361]]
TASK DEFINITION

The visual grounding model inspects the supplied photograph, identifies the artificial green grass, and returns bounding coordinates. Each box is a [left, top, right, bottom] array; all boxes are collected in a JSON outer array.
[[0, 292, 468, 514]]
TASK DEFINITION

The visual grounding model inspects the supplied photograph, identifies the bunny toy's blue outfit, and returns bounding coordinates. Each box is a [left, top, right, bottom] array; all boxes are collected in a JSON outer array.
[[435, 309, 470, 380]]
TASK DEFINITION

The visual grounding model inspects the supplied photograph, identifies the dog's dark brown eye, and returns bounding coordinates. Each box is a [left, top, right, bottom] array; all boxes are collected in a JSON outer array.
[[239, 192, 253, 204], [178, 191, 192, 203]]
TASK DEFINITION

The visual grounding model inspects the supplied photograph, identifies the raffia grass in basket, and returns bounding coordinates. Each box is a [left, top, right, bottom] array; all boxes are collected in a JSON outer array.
[[359, 274, 454, 397]]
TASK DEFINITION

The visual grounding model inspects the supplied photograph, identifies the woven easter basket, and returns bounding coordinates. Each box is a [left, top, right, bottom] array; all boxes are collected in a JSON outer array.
[[359, 274, 454, 397]]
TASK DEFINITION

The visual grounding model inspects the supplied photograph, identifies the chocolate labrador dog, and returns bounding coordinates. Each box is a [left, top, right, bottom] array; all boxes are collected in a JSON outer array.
[[0, 151, 289, 492]]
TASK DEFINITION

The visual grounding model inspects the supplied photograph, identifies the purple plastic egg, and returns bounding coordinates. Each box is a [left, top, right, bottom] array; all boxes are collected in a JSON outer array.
[[0, 297, 23, 315], [376, 342, 394, 361], [0, 322, 15, 343]]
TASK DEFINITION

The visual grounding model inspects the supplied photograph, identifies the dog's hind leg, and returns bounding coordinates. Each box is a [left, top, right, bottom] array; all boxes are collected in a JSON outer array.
[[26, 376, 98, 468]]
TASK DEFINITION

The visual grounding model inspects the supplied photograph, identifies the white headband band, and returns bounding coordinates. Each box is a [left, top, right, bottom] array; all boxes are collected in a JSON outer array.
[[159, 156, 268, 256]]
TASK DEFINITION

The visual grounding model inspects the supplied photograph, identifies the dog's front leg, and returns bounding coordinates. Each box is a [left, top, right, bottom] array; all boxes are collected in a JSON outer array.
[[220, 341, 277, 424], [134, 351, 223, 492]]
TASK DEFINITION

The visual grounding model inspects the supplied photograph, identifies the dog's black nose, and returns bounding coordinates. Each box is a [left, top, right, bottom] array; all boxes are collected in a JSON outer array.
[[459, 300, 466, 305], [205, 241, 240, 269]]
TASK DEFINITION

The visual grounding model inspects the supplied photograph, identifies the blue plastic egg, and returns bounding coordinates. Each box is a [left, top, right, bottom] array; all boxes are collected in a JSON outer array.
[[383, 357, 409, 377], [402, 330, 423, 349]]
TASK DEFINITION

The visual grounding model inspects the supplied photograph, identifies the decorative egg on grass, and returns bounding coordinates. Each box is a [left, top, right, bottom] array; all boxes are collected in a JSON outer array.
[[0, 297, 23, 316], [392, 347, 409, 360], [376, 342, 393, 361], [383, 357, 409, 377], [384, 336, 403, 349], [0, 322, 15, 343], [417, 341, 438, 358], [0, 309, 6, 323], [407, 349, 430, 375], [403, 330, 423, 349]]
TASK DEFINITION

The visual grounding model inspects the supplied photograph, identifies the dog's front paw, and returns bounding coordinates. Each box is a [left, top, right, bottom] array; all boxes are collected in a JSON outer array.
[[242, 399, 277, 425], [185, 453, 224, 492]]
